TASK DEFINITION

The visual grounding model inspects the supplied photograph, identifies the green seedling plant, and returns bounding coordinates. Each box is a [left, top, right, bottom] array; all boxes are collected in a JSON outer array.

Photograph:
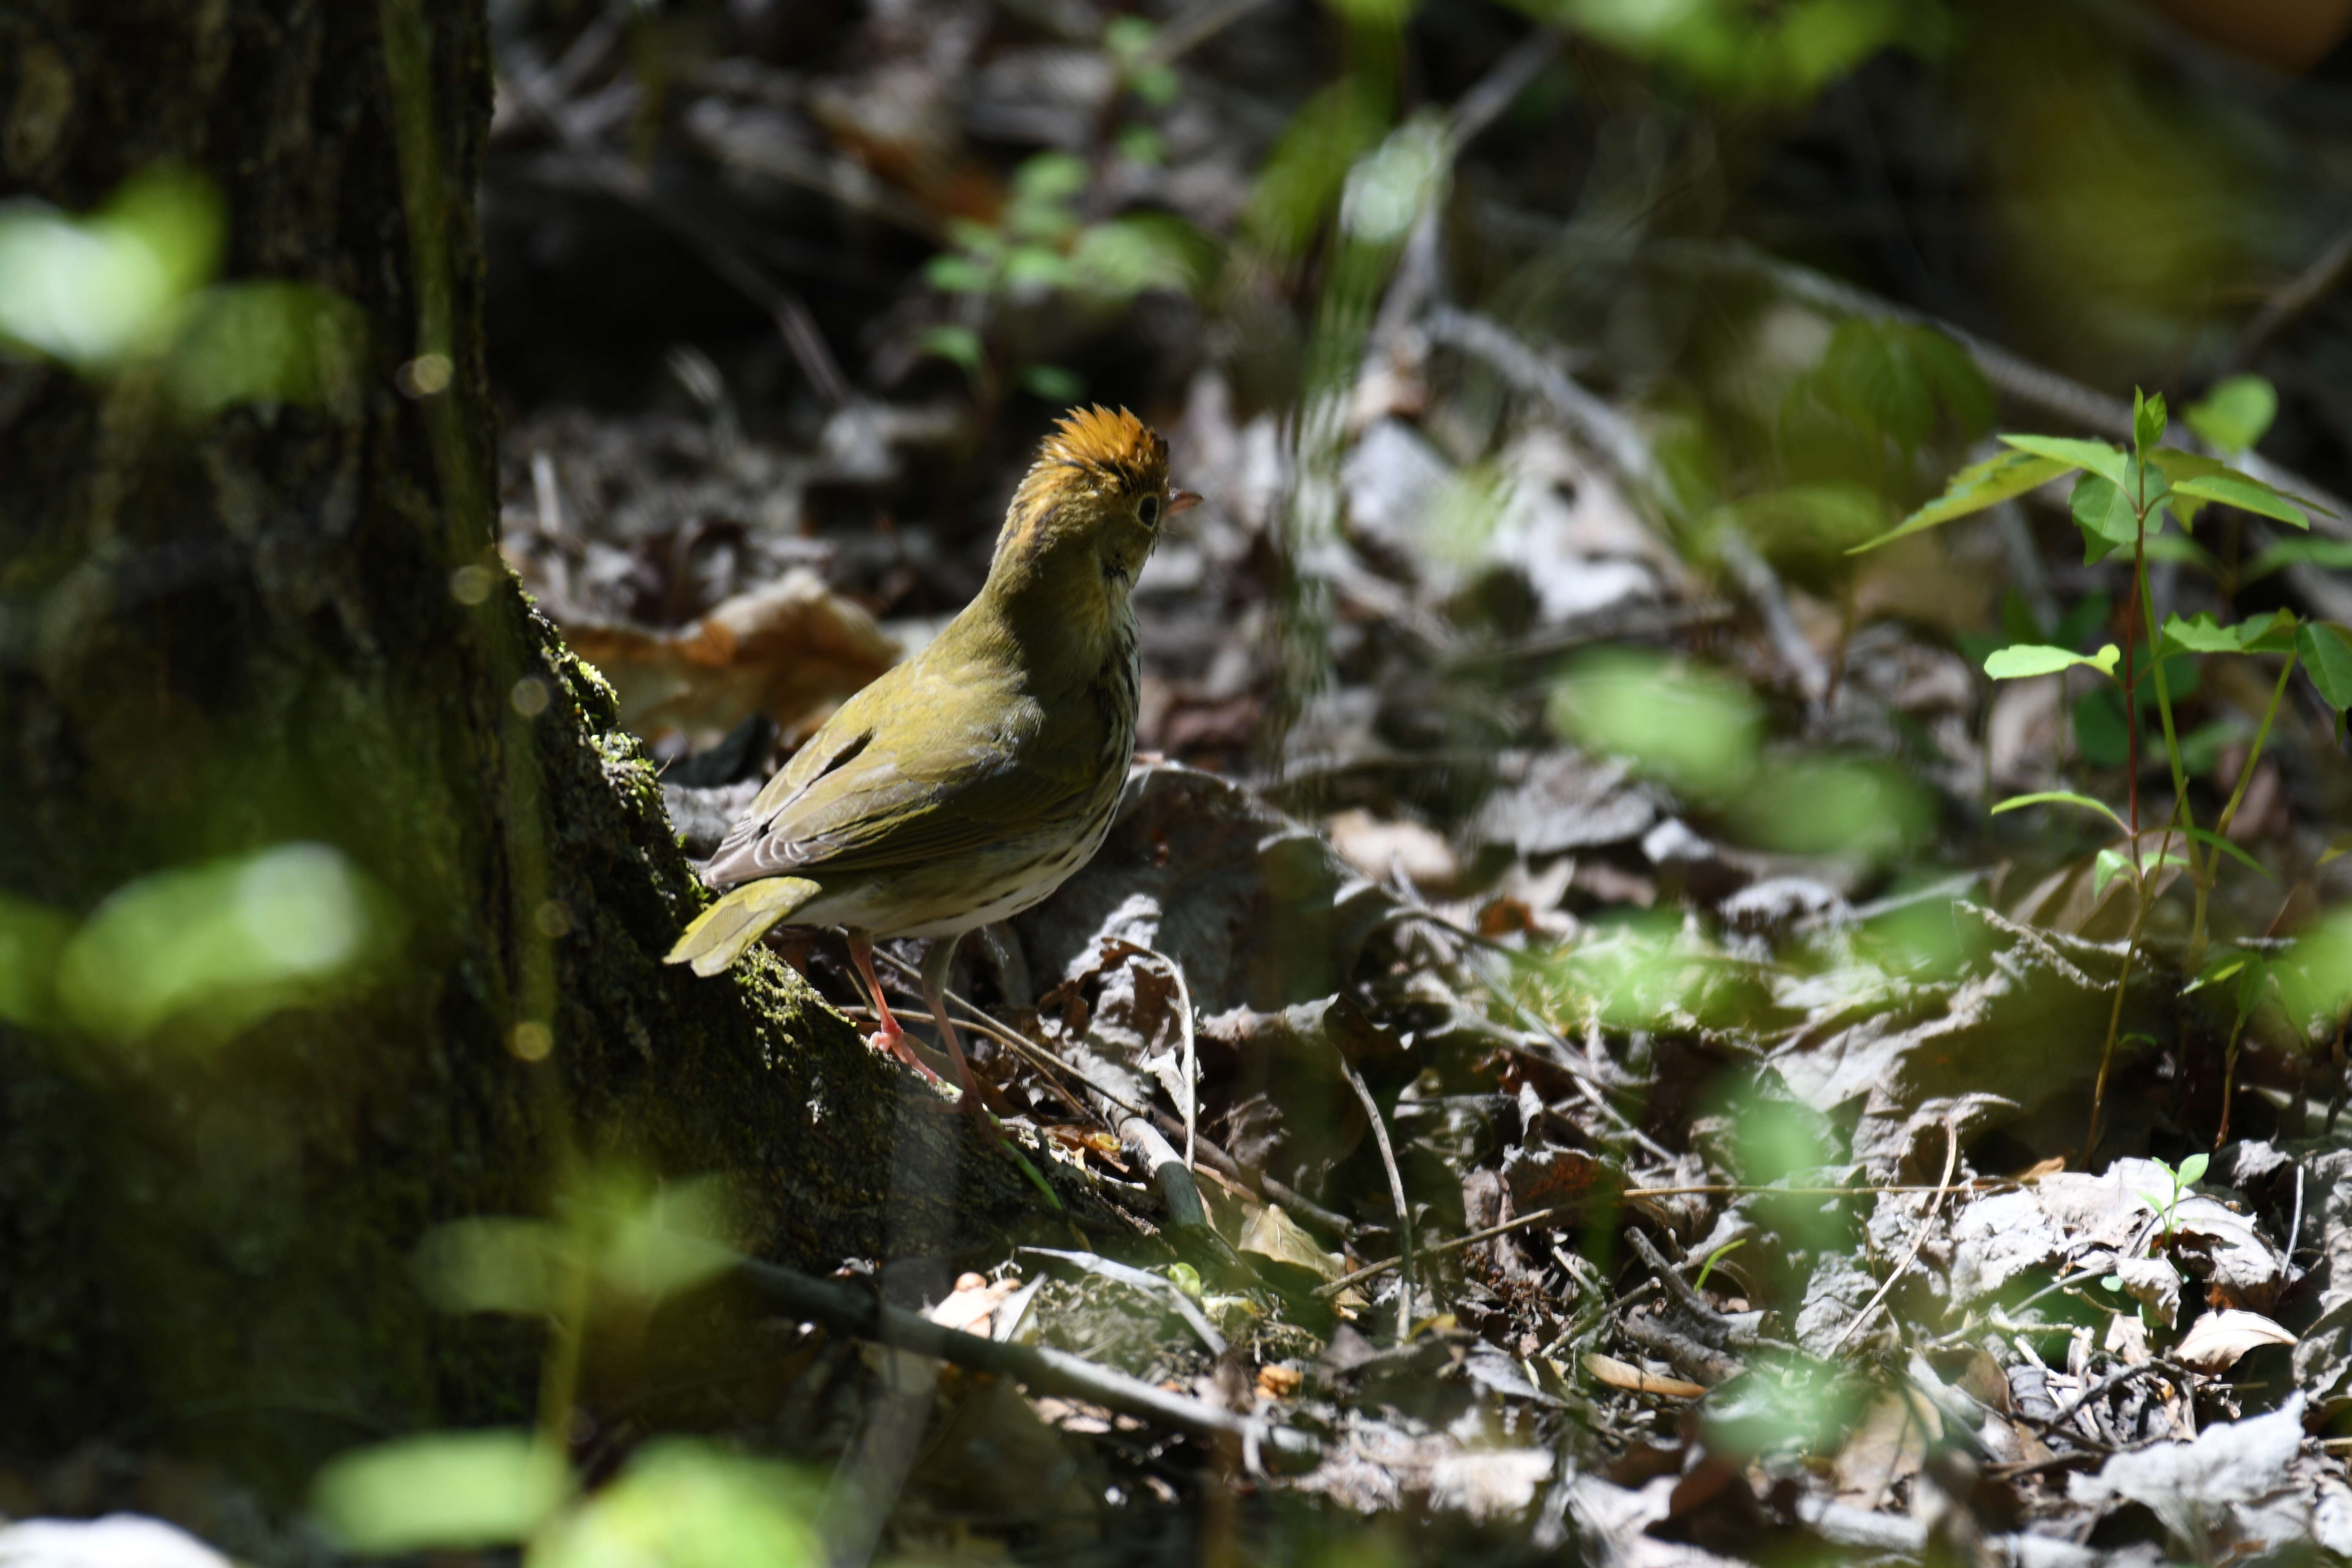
[[1693, 1238, 1748, 1294], [2136, 1151, 2208, 1248], [919, 21, 1206, 401], [1850, 378, 2351, 1157]]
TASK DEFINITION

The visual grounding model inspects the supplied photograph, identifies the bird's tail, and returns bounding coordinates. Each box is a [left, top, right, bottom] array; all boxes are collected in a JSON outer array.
[[664, 876, 822, 976]]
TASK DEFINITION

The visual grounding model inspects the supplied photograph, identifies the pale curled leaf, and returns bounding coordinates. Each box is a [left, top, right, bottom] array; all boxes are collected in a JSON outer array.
[[2172, 1309, 2296, 1373], [1582, 1353, 1705, 1399], [1236, 1202, 1346, 1282]]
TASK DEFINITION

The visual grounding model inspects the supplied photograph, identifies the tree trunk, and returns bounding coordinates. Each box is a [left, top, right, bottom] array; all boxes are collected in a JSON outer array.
[[0, 0, 1045, 1465]]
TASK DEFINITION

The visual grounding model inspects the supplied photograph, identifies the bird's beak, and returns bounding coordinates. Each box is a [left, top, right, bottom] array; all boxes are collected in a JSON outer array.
[[1168, 489, 1203, 515]]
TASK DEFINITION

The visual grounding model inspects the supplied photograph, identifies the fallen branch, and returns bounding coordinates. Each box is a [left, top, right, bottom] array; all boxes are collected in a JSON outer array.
[[719, 1240, 1322, 1468]]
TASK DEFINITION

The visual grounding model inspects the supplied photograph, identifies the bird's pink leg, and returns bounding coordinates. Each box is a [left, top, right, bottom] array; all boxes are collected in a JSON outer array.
[[920, 936, 997, 1132], [847, 929, 942, 1083]]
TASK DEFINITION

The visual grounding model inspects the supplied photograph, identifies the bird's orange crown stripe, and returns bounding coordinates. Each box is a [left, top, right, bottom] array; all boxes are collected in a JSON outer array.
[[1038, 405, 1167, 487]]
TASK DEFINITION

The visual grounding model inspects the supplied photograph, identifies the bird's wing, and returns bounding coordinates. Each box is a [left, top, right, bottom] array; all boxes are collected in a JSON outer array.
[[700, 658, 1094, 888]]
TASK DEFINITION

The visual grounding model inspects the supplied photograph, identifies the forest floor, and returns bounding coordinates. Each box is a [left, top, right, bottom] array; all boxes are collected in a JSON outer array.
[[20, 1, 2352, 1563], [485, 3, 2352, 1562]]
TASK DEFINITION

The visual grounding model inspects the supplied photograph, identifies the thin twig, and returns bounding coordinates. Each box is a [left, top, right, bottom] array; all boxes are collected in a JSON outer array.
[[713, 1238, 1319, 1467], [2001, 1264, 2112, 1321], [1448, 27, 1563, 148], [2230, 216, 2352, 369], [1143, 946, 1199, 1173], [1828, 1116, 1962, 1353], [1381, 906, 1674, 1161], [2048, 1356, 2195, 1433], [1316, 1177, 2014, 1298], [2289, 1160, 2307, 1273], [866, 950, 1345, 1236], [1332, 1048, 1414, 1341], [1426, 306, 1828, 703]]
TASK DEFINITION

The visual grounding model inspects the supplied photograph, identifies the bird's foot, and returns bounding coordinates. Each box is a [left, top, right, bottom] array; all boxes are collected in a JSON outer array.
[[866, 1019, 944, 1083]]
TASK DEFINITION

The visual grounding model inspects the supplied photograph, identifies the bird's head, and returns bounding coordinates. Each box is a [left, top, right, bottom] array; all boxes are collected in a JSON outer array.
[[991, 406, 1199, 598]]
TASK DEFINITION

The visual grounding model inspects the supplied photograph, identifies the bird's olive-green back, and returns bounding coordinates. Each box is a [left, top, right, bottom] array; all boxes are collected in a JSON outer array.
[[700, 407, 1171, 891]]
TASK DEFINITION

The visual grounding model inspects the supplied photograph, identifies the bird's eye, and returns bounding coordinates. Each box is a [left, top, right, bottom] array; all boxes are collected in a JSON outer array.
[[1137, 495, 1161, 528]]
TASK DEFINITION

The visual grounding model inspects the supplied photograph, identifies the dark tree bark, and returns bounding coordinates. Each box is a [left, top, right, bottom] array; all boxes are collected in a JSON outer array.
[[0, 0, 1053, 1464]]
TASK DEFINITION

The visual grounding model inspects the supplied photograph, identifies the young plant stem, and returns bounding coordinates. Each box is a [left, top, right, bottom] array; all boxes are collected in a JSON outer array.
[[2085, 831, 2169, 1164], [2121, 555, 2142, 863], [2217, 1011, 2249, 1149], [2134, 551, 2196, 928], [2189, 651, 2300, 954]]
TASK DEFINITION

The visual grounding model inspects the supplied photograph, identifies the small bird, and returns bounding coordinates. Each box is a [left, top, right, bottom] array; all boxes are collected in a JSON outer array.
[[666, 406, 1198, 1109]]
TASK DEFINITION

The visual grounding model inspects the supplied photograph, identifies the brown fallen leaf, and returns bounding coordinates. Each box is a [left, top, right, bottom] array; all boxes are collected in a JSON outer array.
[[1237, 1202, 1345, 1282], [928, 1271, 1023, 1338], [566, 567, 897, 746], [1583, 1353, 1706, 1400], [2172, 1309, 2297, 1373], [1325, 808, 1464, 895], [1829, 1389, 1930, 1506]]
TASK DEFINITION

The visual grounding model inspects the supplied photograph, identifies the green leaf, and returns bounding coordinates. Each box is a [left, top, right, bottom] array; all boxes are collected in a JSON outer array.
[[1983, 642, 2120, 679], [1070, 213, 1215, 296], [312, 1431, 568, 1553], [1130, 62, 1180, 106], [1020, 362, 1085, 401], [2242, 537, 2352, 588], [2298, 622, 2352, 711], [2147, 446, 2229, 528], [2177, 1152, 2210, 1186], [0, 166, 226, 371], [1002, 246, 1079, 289], [1104, 15, 1156, 60], [2069, 473, 2138, 564], [915, 324, 983, 373], [532, 1443, 820, 1568], [2145, 448, 2233, 484], [1117, 125, 1166, 166], [2170, 471, 2315, 529], [2184, 374, 2277, 456], [1693, 1238, 1747, 1293], [55, 844, 390, 1048], [1990, 791, 2129, 835], [2159, 610, 2297, 658], [2092, 846, 2132, 898], [2000, 433, 2129, 489], [2133, 387, 2167, 454], [2235, 956, 2270, 1021], [923, 255, 994, 294], [412, 1218, 570, 1316], [2181, 826, 2273, 882], [1847, 449, 2069, 554], [2183, 954, 2247, 996], [1013, 151, 1090, 203]]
